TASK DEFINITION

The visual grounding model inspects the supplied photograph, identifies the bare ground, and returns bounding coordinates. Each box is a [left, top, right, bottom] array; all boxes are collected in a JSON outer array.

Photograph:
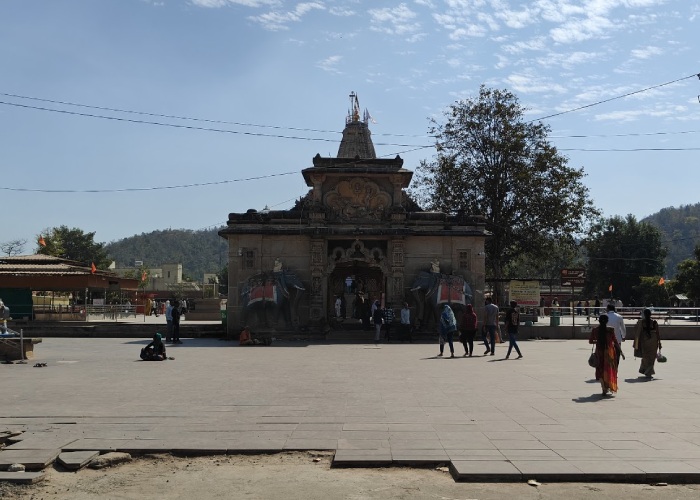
[[1, 452, 699, 500]]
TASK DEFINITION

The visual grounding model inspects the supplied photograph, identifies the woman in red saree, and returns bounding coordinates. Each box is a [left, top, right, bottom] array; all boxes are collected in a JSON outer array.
[[589, 314, 620, 396]]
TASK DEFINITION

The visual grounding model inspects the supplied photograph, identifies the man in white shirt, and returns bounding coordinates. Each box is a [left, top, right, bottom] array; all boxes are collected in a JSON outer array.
[[606, 303, 626, 364]]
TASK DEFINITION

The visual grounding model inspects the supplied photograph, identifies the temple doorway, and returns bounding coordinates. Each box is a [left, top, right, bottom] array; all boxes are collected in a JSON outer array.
[[328, 261, 384, 326]]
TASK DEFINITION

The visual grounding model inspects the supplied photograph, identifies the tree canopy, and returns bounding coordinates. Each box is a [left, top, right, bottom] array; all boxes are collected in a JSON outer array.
[[584, 215, 666, 304], [411, 86, 597, 298], [674, 245, 700, 303], [37, 226, 111, 269]]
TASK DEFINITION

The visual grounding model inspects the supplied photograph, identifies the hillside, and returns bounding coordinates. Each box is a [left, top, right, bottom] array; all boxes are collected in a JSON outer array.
[[105, 228, 227, 280], [642, 203, 700, 277]]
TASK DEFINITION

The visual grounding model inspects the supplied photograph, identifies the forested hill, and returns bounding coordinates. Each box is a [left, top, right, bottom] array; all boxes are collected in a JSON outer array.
[[642, 203, 700, 277], [105, 228, 228, 280]]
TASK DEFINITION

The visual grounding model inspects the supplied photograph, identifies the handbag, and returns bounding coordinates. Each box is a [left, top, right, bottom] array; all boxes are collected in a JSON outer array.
[[588, 346, 597, 368], [656, 350, 667, 363]]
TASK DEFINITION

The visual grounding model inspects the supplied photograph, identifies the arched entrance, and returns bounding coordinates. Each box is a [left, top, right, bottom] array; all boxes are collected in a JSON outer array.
[[328, 261, 384, 323], [325, 239, 390, 328]]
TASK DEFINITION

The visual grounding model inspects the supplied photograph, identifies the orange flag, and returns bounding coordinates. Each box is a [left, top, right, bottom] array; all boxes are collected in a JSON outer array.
[[658, 277, 665, 286], [91, 262, 97, 274], [141, 271, 147, 282], [38, 236, 46, 247], [608, 284, 613, 292]]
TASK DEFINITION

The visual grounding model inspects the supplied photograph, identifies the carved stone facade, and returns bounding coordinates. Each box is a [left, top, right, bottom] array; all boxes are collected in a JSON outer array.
[[219, 94, 488, 336]]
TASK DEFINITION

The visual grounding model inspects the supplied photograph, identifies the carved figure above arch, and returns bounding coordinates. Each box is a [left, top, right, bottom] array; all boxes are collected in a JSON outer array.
[[324, 177, 392, 220], [326, 239, 390, 276]]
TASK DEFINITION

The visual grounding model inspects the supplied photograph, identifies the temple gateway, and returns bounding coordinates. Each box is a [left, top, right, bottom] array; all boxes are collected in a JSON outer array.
[[219, 93, 489, 337]]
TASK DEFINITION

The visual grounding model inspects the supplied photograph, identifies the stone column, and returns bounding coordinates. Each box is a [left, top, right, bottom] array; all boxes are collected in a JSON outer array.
[[390, 239, 405, 306], [309, 239, 325, 325]]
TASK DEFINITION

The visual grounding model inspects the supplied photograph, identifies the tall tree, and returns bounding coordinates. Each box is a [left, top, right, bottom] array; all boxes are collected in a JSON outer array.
[[675, 245, 700, 303], [584, 215, 666, 304], [37, 226, 111, 269], [412, 86, 597, 301]]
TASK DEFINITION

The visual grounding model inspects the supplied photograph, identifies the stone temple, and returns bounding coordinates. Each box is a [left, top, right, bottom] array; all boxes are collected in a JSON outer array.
[[219, 93, 488, 337]]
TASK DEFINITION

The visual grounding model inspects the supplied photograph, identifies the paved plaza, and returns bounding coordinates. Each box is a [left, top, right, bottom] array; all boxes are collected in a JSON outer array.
[[2, 337, 700, 482]]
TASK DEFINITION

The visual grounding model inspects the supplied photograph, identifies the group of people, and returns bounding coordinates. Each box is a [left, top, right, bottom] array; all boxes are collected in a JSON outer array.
[[437, 297, 523, 359], [370, 301, 413, 344], [164, 299, 183, 344], [589, 304, 662, 396]]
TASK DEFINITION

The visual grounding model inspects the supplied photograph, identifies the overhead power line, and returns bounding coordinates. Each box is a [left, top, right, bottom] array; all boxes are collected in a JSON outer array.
[[0, 172, 297, 194], [532, 72, 700, 122], [0, 91, 428, 139], [0, 100, 427, 148]]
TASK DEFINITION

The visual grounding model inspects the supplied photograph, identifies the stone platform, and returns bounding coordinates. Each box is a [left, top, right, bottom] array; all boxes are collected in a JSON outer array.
[[1, 337, 700, 482]]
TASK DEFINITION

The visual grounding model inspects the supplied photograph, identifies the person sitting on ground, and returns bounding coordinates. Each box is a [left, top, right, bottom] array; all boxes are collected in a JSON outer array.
[[140, 333, 168, 361], [239, 326, 270, 346]]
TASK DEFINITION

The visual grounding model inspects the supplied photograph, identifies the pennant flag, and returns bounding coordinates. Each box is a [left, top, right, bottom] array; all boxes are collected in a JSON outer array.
[[658, 277, 665, 286], [608, 284, 613, 292], [90, 262, 97, 274], [141, 271, 147, 282], [38, 236, 46, 247]]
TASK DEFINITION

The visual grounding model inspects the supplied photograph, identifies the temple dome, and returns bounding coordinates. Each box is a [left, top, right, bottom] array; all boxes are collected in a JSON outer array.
[[336, 92, 376, 159]]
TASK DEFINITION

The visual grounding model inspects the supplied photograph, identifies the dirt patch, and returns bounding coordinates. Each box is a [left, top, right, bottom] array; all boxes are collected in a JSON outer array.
[[1, 452, 699, 500]]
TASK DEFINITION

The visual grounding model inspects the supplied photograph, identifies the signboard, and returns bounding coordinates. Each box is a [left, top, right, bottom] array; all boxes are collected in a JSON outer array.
[[509, 280, 540, 307], [561, 268, 586, 287]]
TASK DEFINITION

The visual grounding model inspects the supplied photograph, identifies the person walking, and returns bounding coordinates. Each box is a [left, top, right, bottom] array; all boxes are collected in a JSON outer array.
[[482, 297, 499, 356], [399, 302, 412, 342], [438, 304, 457, 358], [634, 308, 662, 378], [164, 300, 173, 342], [171, 300, 182, 344], [383, 304, 395, 342], [593, 296, 601, 317], [504, 301, 523, 359], [372, 302, 384, 345], [589, 314, 620, 396], [605, 303, 627, 365], [460, 303, 477, 357]]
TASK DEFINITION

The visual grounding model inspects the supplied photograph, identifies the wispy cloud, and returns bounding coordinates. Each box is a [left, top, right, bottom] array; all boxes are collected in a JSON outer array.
[[317, 55, 343, 73], [191, 0, 280, 7], [369, 3, 421, 36], [630, 45, 663, 59], [249, 2, 325, 31], [504, 71, 567, 94]]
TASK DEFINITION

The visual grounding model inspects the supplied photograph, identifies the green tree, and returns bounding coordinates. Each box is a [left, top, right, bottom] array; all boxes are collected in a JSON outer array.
[[37, 226, 111, 269], [675, 245, 700, 303], [584, 215, 666, 304], [412, 86, 597, 301], [633, 276, 671, 307], [218, 264, 228, 294]]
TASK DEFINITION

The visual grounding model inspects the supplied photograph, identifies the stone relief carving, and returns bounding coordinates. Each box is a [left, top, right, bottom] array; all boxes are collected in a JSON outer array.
[[324, 178, 392, 220]]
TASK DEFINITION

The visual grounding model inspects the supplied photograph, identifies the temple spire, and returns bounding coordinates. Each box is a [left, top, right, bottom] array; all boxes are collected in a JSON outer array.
[[338, 91, 376, 159]]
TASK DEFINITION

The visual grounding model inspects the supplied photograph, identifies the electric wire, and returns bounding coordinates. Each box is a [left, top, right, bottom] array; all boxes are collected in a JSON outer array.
[[531, 72, 700, 122]]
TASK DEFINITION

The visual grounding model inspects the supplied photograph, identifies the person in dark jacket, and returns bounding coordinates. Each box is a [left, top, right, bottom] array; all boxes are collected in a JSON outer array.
[[460, 304, 478, 356], [372, 302, 384, 344], [141, 333, 167, 361], [171, 301, 182, 344]]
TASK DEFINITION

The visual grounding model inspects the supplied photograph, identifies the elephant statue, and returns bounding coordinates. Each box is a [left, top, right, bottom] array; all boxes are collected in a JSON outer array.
[[240, 270, 305, 330], [410, 272, 473, 330]]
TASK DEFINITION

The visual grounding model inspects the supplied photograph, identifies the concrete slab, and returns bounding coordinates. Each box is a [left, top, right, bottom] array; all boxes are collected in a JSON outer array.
[[0, 449, 60, 471], [450, 460, 522, 481], [0, 471, 45, 484], [3, 338, 700, 482], [57, 451, 100, 470]]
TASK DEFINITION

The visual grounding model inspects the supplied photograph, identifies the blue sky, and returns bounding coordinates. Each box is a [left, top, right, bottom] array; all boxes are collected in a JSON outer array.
[[1, 0, 699, 254]]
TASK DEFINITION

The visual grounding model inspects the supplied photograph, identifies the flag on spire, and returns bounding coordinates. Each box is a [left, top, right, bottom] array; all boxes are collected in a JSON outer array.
[[38, 236, 46, 247], [608, 284, 613, 292], [90, 262, 97, 274], [658, 277, 665, 286]]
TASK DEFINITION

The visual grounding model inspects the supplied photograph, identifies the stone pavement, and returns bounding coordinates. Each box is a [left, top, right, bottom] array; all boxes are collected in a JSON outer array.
[[2, 337, 700, 482]]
